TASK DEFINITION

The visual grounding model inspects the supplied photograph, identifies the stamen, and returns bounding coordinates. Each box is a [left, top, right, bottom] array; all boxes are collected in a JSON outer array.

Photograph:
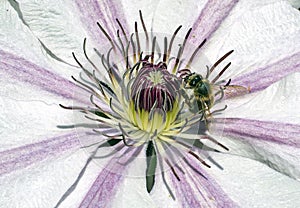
[[117, 30, 125, 56], [165, 158, 181, 181], [205, 65, 210, 78], [125, 39, 131, 70], [211, 62, 231, 83], [161, 142, 185, 174], [188, 150, 211, 168], [76, 46, 107, 98], [92, 48, 109, 72], [172, 28, 192, 74], [185, 39, 206, 68], [59, 104, 89, 112], [71, 75, 103, 98], [151, 36, 156, 64], [97, 22, 115, 50], [177, 68, 192, 78], [83, 38, 101, 74], [130, 33, 137, 63], [163, 37, 168, 63], [54, 152, 95, 208], [89, 95, 108, 113], [202, 135, 229, 151], [214, 87, 225, 104], [169, 145, 208, 180], [181, 157, 207, 179], [109, 98, 124, 118], [119, 123, 134, 146], [116, 18, 128, 42], [78, 71, 97, 88], [162, 135, 212, 169], [135, 22, 141, 58], [84, 115, 114, 126], [73, 54, 98, 86], [209, 50, 234, 73], [153, 141, 176, 200], [139, 10, 149, 51], [210, 105, 227, 115], [225, 78, 232, 86], [167, 25, 182, 62], [93, 129, 122, 138], [172, 46, 182, 74], [106, 48, 113, 74]]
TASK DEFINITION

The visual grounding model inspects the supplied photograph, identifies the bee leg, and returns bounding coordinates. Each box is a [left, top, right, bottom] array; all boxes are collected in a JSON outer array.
[[197, 98, 213, 129]]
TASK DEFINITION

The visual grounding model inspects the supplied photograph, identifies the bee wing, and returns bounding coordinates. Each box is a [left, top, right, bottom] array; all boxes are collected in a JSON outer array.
[[223, 85, 250, 98]]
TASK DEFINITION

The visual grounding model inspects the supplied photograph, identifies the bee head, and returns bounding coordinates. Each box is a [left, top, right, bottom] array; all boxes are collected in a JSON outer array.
[[184, 73, 203, 88]]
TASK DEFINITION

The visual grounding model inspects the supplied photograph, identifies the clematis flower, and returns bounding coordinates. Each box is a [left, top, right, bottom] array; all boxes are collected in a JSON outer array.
[[1, 0, 300, 207]]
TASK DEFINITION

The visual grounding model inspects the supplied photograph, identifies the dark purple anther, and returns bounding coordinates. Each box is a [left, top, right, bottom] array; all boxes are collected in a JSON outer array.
[[131, 62, 180, 112]]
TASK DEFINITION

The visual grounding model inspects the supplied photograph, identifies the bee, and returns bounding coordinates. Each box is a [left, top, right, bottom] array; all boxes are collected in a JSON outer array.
[[180, 71, 250, 127], [178, 50, 251, 126], [183, 73, 213, 113], [181, 72, 215, 126]]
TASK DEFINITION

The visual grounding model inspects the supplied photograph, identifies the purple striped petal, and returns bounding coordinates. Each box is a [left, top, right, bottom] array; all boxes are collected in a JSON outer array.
[[231, 51, 300, 95], [0, 131, 85, 176], [171, 155, 238, 207], [0, 49, 87, 103], [216, 118, 300, 148], [74, 0, 129, 46], [79, 147, 141, 207], [213, 117, 300, 178], [190, 0, 238, 44]]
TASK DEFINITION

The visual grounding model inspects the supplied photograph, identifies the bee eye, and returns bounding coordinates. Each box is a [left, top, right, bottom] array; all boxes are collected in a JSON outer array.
[[190, 80, 197, 86]]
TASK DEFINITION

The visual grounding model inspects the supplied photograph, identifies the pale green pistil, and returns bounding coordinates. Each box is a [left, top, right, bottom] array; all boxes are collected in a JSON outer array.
[[148, 71, 164, 85]]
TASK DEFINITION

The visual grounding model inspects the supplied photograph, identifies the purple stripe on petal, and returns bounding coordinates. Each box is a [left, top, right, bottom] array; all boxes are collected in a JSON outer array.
[[0, 131, 85, 176], [215, 118, 300, 148], [171, 155, 238, 207], [0, 50, 87, 103], [79, 169, 122, 208], [79, 147, 142, 208], [190, 0, 238, 44], [74, 0, 129, 47], [231, 51, 300, 94], [170, 171, 202, 207], [214, 117, 300, 179]]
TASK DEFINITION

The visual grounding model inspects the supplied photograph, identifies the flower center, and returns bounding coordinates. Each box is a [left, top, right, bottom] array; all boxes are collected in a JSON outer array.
[[126, 60, 183, 135], [59, 11, 239, 201], [131, 62, 180, 112]]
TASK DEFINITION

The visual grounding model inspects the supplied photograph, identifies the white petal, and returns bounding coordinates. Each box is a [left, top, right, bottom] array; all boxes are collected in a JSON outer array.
[[122, 0, 161, 31], [0, 98, 76, 150], [1, 1, 80, 78], [7, 0, 87, 64], [152, 0, 206, 37], [206, 153, 300, 208], [0, 4, 89, 106], [211, 73, 300, 179], [0, 149, 89, 208], [225, 73, 300, 123], [204, 1, 300, 80]]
